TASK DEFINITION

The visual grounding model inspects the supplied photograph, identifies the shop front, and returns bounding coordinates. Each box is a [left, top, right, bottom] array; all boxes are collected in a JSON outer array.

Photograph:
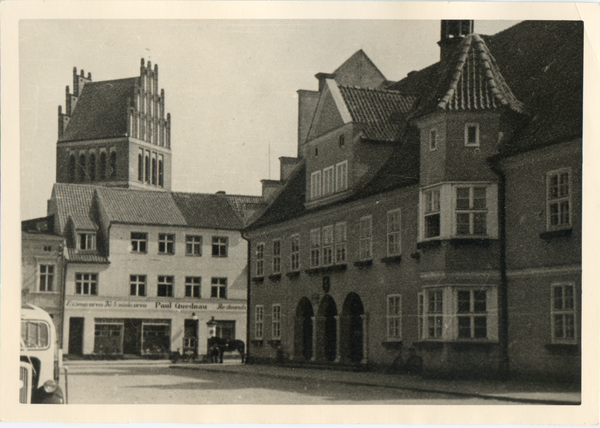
[[63, 298, 247, 358]]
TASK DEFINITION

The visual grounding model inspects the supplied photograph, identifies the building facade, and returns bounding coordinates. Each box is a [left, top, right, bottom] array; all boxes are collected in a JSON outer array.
[[245, 20, 582, 381]]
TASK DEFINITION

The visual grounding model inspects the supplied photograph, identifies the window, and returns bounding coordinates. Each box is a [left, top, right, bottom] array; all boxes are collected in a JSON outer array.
[[426, 290, 443, 339], [145, 152, 150, 182], [310, 228, 321, 267], [335, 222, 347, 263], [185, 235, 202, 256], [311, 171, 322, 200], [211, 277, 227, 299], [255, 305, 264, 339], [424, 188, 441, 239], [78, 154, 86, 182], [69, 154, 76, 182], [429, 129, 437, 151], [455, 186, 487, 235], [75, 273, 98, 295], [547, 169, 571, 229], [110, 151, 117, 177], [185, 277, 201, 298], [131, 232, 147, 253], [130, 275, 146, 296], [290, 234, 300, 271], [465, 123, 479, 147], [39, 265, 54, 292], [418, 293, 425, 339], [99, 152, 107, 180], [151, 155, 157, 185], [212, 236, 228, 257], [336, 161, 348, 192], [89, 153, 96, 181], [387, 295, 402, 340], [157, 276, 173, 297], [552, 284, 576, 342], [272, 240, 281, 274], [158, 155, 164, 187], [158, 234, 175, 254], [359, 216, 372, 260], [272, 304, 281, 339], [387, 209, 402, 256], [256, 243, 265, 277], [322, 225, 334, 266], [138, 150, 144, 182], [339, 135, 345, 148], [457, 290, 487, 339], [323, 166, 334, 196], [78, 233, 96, 251]]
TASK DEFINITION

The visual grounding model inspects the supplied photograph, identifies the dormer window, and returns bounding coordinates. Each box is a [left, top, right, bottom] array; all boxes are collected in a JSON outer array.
[[429, 129, 438, 151], [465, 124, 480, 147], [310, 171, 322, 200], [78, 233, 96, 251]]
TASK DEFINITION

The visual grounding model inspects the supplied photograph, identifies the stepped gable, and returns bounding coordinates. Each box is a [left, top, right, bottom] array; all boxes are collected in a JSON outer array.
[[59, 77, 137, 142], [52, 183, 98, 234], [337, 85, 417, 142]]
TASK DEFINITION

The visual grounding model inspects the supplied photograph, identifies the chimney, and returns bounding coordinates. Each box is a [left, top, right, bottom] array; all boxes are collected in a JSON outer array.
[[279, 156, 300, 182], [438, 20, 474, 62]]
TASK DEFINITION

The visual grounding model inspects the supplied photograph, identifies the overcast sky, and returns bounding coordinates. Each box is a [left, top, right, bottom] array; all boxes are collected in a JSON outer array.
[[19, 20, 520, 220]]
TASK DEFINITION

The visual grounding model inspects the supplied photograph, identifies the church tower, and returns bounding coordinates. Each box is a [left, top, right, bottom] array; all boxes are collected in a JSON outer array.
[[56, 59, 172, 191]]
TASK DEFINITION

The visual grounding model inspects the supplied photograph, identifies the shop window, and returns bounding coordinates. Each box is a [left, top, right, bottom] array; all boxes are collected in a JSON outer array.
[[456, 186, 487, 236], [310, 229, 321, 267], [552, 284, 576, 343], [465, 123, 479, 147], [157, 276, 173, 297], [130, 275, 146, 297], [255, 305, 264, 340], [185, 235, 202, 256], [387, 294, 402, 341], [336, 161, 348, 192], [335, 222, 347, 263], [547, 169, 572, 230], [212, 236, 228, 257], [78, 233, 96, 251], [256, 243, 265, 277], [387, 209, 402, 256], [211, 277, 227, 299], [272, 304, 281, 339], [290, 234, 300, 271], [272, 240, 281, 274], [215, 321, 236, 341], [39, 265, 54, 292], [75, 273, 98, 295], [93, 322, 123, 355], [141, 320, 171, 355], [185, 277, 201, 298], [131, 232, 147, 253], [359, 216, 372, 260], [322, 225, 334, 266], [158, 233, 175, 254]]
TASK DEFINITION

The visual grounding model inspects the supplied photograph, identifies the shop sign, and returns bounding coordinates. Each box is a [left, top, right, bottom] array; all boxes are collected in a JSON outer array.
[[65, 299, 247, 312]]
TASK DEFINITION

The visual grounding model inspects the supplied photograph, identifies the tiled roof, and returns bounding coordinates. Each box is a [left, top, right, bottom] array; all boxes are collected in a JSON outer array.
[[338, 85, 417, 142], [224, 195, 267, 225], [66, 248, 110, 264], [53, 184, 98, 234], [59, 78, 137, 142], [170, 192, 244, 230], [95, 187, 188, 227], [436, 34, 525, 113], [69, 213, 98, 231]]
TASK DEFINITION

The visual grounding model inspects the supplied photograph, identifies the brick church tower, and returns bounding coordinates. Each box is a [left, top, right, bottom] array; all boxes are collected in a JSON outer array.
[[56, 59, 172, 191]]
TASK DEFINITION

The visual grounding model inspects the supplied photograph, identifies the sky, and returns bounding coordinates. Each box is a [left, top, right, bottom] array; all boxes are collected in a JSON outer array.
[[19, 20, 520, 220]]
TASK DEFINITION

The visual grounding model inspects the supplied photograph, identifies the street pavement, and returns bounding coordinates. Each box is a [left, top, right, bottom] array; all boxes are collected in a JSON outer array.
[[62, 359, 580, 405]]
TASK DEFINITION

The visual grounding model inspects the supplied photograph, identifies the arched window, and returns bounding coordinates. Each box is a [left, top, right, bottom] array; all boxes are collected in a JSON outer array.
[[99, 152, 107, 180], [158, 159, 164, 187], [152, 158, 157, 185], [138, 153, 143, 181], [78, 154, 86, 182], [69, 155, 76, 182], [89, 153, 96, 182], [145, 154, 150, 183], [110, 151, 117, 177]]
